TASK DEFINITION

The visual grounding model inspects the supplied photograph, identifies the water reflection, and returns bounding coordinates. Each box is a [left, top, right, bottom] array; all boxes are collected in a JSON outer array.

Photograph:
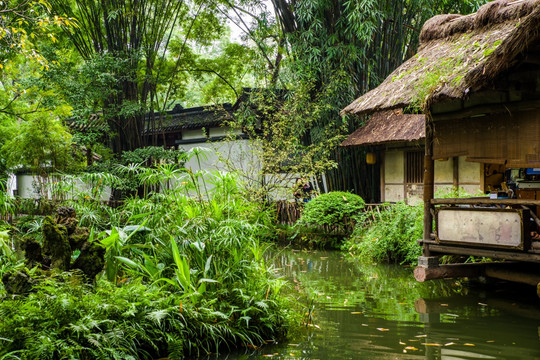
[[210, 249, 540, 360]]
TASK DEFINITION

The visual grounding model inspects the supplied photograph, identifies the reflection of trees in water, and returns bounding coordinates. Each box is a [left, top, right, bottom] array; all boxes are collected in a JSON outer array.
[[271, 249, 464, 322], [263, 249, 540, 360]]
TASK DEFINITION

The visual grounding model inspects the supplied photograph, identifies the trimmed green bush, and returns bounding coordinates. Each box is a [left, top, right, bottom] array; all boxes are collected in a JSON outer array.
[[297, 191, 365, 227]]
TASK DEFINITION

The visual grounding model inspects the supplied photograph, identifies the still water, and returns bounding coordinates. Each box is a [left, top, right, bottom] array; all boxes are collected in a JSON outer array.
[[221, 249, 540, 360]]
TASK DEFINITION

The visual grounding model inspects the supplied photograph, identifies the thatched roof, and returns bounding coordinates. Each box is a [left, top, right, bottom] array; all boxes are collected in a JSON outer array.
[[342, 110, 425, 147], [341, 0, 540, 116]]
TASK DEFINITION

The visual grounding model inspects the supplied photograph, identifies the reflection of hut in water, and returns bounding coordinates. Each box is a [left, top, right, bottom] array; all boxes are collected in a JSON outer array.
[[342, 0, 540, 293]]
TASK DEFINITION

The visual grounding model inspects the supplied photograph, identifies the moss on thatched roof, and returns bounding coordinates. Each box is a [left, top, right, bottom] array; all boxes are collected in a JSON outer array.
[[341, 0, 540, 116], [342, 110, 425, 146]]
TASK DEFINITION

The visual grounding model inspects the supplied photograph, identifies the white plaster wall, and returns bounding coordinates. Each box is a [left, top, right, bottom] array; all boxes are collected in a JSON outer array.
[[209, 126, 242, 138], [459, 158, 481, 184], [434, 159, 453, 183], [383, 151, 483, 203], [384, 151, 404, 183], [408, 194, 423, 206], [384, 184, 405, 202], [14, 174, 111, 200], [179, 139, 260, 175], [16, 174, 38, 199], [182, 129, 206, 140]]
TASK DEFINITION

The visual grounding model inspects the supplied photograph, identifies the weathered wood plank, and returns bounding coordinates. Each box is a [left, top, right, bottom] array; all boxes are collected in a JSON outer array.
[[431, 198, 540, 206], [423, 242, 540, 262]]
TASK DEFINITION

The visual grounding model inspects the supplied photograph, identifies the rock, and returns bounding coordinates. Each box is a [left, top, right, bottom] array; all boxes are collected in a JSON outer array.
[[69, 227, 90, 250], [56, 206, 78, 235], [42, 216, 71, 271], [20, 237, 44, 267], [72, 241, 105, 282], [1, 269, 35, 295]]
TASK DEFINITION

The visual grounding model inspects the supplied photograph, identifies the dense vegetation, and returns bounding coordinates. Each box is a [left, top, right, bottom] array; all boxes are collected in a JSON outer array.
[[0, 0, 490, 357], [344, 202, 423, 265], [0, 152, 298, 358]]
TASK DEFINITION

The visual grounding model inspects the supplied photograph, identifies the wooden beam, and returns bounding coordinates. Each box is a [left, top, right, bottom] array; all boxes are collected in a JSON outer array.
[[414, 263, 487, 282], [423, 115, 435, 256], [452, 156, 459, 189], [485, 265, 540, 287], [431, 198, 540, 206], [423, 242, 540, 262], [432, 99, 540, 121]]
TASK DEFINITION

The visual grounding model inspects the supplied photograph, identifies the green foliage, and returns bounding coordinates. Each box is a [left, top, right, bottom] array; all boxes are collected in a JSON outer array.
[[344, 202, 422, 265], [0, 276, 293, 359], [3, 114, 80, 174], [298, 192, 365, 227], [0, 150, 299, 357]]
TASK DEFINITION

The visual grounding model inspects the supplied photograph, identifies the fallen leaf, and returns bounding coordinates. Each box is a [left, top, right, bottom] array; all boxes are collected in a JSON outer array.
[[464, 343, 476, 346], [421, 343, 441, 346], [444, 342, 455, 346], [415, 334, 427, 338], [350, 312, 363, 315], [405, 346, 418, 351], [377, 328, 390, 331], [478, 303, 488, 306]]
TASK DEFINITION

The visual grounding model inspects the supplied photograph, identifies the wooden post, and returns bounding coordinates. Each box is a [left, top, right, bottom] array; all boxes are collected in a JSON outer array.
[[423, 114, 435, 256], [452, 156, 459, 189]]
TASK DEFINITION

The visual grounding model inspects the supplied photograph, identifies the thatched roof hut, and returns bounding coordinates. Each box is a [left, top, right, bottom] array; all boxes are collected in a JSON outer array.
[[341, 0, 540, 116], [341, 109, 424, 147]]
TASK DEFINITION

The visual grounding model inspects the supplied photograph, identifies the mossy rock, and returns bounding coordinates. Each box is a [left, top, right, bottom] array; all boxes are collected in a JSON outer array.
[[42, 216, 71, 271], [1, 269, 36, 295], [56, 206, 78, 235], [20, 236, 44, 267], [69, 227, 90, 250], [72, 241, 105, 282]]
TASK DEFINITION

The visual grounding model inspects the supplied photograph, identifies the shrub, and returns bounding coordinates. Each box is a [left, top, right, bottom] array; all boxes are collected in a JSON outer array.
[[297, 191, 365, 227], [344, 202, 422, 265]]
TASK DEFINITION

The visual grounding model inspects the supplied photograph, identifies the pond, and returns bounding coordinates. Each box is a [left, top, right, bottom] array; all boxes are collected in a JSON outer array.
[[212, 249, 540, 360]]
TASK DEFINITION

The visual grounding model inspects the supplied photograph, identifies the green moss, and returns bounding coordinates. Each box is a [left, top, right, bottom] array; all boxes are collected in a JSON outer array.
[[483, 39, 502, 57], [1, 269, 36, 295], [71, 241, 105, 282], [20, 236, 44, 267], [42, 216, 72, 271], [68, 227, 89, 250]]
